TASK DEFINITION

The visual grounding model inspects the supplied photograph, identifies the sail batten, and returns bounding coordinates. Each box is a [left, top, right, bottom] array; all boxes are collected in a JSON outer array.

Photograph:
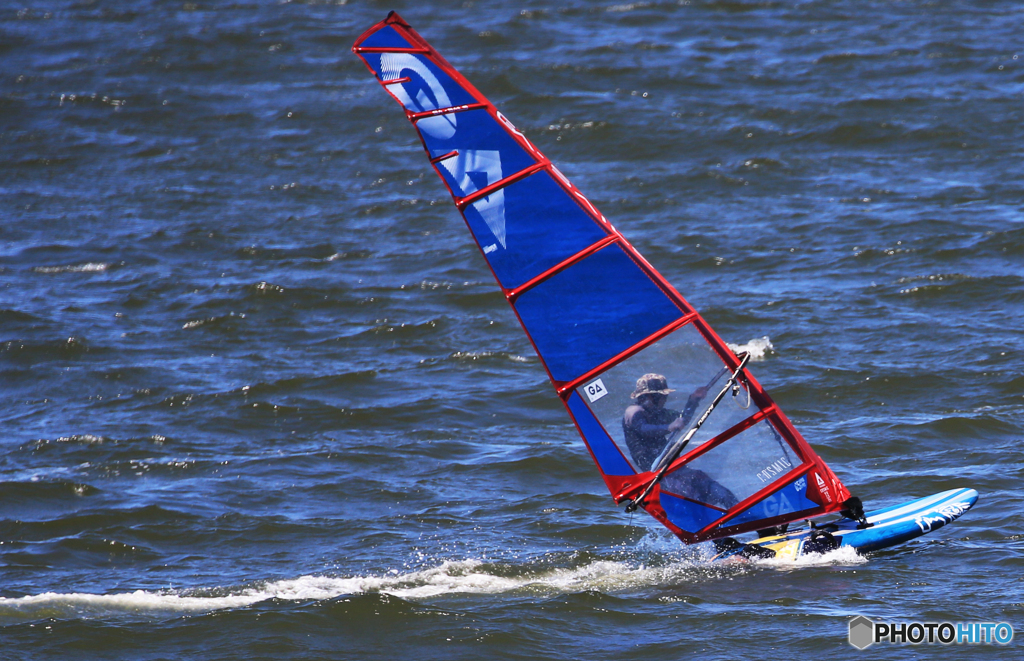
[[456, 162, 548, 209], [507, 234, 618, 303], [662, 406, 780, 475], [429, 150, 459, 164], [353, 12, 853, 544], [355, 47, 430, 54], [409, 102, 488, 121], [556, 313, 698, 395]]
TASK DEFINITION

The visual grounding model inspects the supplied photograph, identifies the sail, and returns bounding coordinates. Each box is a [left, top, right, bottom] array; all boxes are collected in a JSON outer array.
[[353, 12, 852, 544]]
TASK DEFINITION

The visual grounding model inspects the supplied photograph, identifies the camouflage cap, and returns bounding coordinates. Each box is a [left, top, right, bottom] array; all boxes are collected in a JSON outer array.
[[631, 373, 676, 399]]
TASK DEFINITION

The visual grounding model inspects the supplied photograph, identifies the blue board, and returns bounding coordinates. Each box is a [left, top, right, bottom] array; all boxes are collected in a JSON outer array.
[[716, 488, 979, 561]]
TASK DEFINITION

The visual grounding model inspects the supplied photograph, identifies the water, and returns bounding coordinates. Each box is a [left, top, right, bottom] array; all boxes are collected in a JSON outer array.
[[2, 1, 1021, 658]]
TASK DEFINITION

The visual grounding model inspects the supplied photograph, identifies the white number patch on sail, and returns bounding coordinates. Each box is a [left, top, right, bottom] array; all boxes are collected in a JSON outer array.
[[584, 378, 609, 402]]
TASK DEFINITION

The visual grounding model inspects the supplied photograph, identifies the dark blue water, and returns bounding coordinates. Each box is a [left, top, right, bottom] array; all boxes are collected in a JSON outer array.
[[2, 1, 1021, 658]]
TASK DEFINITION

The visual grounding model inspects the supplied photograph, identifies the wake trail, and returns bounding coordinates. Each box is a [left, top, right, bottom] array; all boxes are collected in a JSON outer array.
[[0, 542, 863, 622]]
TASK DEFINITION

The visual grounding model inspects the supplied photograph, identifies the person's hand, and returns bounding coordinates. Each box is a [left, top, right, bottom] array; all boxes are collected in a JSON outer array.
[[692, 386, 708, 399], [668, 418, 686, 432]]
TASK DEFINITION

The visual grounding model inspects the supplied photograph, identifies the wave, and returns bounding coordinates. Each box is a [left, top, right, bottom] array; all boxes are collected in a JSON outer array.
[[757, 544, 866, 569], [0, 541, 865, 624], [727, 335, 774, 360], [0, 336, 93, 362], [0, 560, 640, 622], [32, 262, 114, 274]]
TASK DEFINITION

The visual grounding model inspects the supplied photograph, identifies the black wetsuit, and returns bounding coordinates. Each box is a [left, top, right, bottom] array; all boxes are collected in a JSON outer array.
[[622, 403, 686, 472], [622, 395, 701, 472]]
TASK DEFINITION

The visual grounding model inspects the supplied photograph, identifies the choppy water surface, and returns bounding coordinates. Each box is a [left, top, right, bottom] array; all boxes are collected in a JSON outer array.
[[2, 1, 1021, 658]]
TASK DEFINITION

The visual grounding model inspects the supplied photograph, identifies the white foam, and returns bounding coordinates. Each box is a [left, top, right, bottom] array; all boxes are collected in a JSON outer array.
[[0, 553, 729, 622], [0, 575, 370, 621], [33, 263, 111, 274], [0, 589, 261, 619], [727, 336, 774, 360], [757, 544, 867, 569], [0, 540, 849, 622]]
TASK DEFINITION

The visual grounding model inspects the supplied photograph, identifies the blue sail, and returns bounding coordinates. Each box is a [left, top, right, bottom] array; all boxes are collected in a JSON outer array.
[[354, 12, 853, 544]]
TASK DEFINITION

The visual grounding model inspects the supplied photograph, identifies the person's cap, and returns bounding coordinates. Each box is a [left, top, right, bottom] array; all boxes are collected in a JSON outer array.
[[631, 373, 675, 399]]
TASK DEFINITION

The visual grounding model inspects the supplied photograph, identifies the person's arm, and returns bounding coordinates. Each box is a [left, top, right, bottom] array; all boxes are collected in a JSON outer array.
[[677, 387, 709, 428]]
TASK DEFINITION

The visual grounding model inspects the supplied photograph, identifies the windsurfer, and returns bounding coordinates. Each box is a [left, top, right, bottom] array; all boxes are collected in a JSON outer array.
[[622, 373, 738, 510]]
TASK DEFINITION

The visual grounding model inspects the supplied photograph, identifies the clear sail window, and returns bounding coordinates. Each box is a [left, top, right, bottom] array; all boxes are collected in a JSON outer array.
[[663, 418, 798, 509], [574, 323, 760, 473]]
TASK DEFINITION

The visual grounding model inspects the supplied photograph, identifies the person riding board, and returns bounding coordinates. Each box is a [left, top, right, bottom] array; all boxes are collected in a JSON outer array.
[[622, 373, 738, 510], [623, 373, 777, 559]]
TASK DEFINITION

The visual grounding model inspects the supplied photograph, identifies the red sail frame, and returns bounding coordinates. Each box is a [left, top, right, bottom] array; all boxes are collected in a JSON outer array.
[[353, 12, 851, 544]]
